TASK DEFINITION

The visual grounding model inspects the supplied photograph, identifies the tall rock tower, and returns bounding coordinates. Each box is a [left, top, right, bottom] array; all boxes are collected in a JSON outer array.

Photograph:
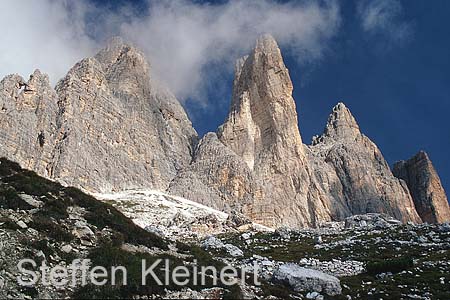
[[170, 34, 424, 227], [216, 35, 332, 227], [393, 151, 450, 223], [2, 35, 446, 228]]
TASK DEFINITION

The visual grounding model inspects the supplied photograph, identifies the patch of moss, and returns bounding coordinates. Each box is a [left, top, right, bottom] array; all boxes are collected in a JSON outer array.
[[366, 258, 413, 275], [73, 241, 242, 299], [1, 170, 61, 197], [30, 215, 74, 242], [36, 195, 70, 219]]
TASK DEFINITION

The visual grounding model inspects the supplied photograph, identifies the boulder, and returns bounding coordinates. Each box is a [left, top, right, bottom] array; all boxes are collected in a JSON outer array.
[[272, 263, 342, 296]]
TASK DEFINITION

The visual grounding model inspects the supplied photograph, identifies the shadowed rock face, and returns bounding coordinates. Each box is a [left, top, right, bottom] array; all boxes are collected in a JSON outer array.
[[393, 151, 450, 223]]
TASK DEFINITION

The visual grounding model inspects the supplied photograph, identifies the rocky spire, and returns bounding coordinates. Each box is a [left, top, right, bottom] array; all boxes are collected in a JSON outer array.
[[212, 34, 329, 227], [312, 102, 361, 145], [323, 102, 360, 138], [218, 34, 304, 170], [310, 102, 422, 224], [94, 37, 151, 99], [0, 35, 438, 229], [393, 151, 450, 223]]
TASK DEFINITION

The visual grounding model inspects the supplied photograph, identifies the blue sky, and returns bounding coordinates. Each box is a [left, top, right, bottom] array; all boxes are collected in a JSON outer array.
[[1, 0, 449, 196]]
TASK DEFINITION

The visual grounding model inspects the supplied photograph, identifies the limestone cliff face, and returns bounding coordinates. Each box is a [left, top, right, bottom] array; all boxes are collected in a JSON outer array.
[[168, 132, 260, 214], [218, 35, 305, 169], [393, 151, 450, 223], [0, 35, 447, 228], [0, 70, 58, 175], [0, 38, 197, 192]]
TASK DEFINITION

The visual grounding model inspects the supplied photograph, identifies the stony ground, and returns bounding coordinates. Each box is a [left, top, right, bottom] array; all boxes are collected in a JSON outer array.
[[96, 189, 274, 241], [1, 158, 449, 299], [96, 189, 450, 300], [200, 216, 450, 299]]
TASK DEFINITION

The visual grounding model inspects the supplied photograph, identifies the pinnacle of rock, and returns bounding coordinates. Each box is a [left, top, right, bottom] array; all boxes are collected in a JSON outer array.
[[393, 151, 450, 223], [93, 37, 151, 98], [218, 33, 303, 169], [316, 102, 361, 143], [212, 34, 327, 227], [254, 33, 281, 55], [94, 36, 145, 70]]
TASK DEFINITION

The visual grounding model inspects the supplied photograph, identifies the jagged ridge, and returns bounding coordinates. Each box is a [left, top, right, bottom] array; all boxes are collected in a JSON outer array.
[[0, 35, 448, 227]]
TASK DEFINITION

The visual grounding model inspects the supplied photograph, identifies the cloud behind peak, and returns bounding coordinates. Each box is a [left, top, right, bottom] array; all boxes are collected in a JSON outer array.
[[0, 0, 341, 104]]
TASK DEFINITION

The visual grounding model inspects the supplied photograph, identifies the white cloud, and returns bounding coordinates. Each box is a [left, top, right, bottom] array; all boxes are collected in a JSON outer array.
[[121, 0, 341, 102], [357, 0, 412, 43], [0, 0, 341, 103], [0, 0, 98, 84]]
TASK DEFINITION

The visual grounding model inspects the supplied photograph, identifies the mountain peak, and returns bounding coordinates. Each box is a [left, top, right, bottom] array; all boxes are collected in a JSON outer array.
[[94, 36, 149, 76], [229, 34, 293, 112], [319, 102, 361, 142], [254, 33, 279, 53], [219, 34, 303, 170], [251, 34, 287, 75]]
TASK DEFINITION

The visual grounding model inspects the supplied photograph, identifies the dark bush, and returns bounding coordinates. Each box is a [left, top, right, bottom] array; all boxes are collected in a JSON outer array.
[[0, 186, 34, 210], [0, 158, 22, 177], [366, 257, 414, 275], [74, 242, 242, 299], [2, 171, 60, 197], [0, 216, 21, 230], [31, 215, 74, 242]]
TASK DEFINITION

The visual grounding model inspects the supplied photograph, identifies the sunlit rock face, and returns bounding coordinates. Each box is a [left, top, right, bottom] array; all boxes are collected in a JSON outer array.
[[0, 37, 197, 192], [1, 35, 446, 228], [309, 103, 422, 224], [172, 35, 423, 227], [0, 70, 58, 176], [216, 34, 327, 227]]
